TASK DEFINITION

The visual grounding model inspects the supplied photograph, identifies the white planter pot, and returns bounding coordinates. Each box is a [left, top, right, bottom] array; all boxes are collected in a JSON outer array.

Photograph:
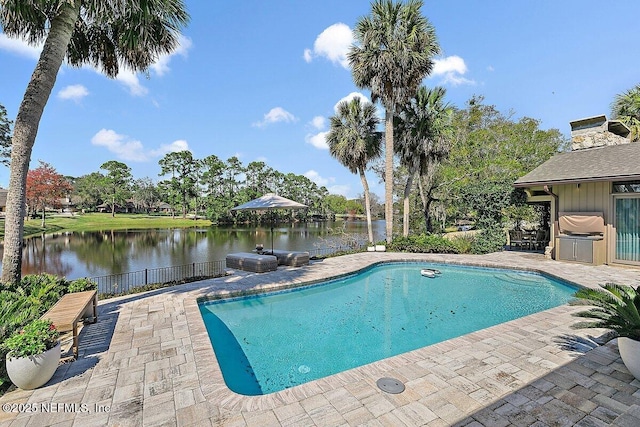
[[618, 337, 640, 381], [367, 246, 376, 252], [6, 342, 61, 390], [375, 245, 386, 252]]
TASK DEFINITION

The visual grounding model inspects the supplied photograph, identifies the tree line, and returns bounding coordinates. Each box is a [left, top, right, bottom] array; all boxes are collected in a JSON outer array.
[[27, 154, 362, 224]]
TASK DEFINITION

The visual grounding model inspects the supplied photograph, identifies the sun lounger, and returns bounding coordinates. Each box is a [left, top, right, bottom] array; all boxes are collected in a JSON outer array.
[[226, 252, 278, 273], [41, 290, 98, 359], [268, 250, 310, 267]]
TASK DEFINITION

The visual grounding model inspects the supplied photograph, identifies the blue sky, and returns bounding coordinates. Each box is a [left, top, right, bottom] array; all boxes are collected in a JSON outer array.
[[0, 0, 639, 199]]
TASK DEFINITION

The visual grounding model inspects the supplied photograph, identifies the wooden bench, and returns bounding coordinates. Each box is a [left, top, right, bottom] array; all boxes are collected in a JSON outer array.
[[41, 290, 98, 359]]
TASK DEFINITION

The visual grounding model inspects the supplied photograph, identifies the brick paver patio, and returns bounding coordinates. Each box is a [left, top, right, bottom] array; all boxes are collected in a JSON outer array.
[[1, 251, 640, 426]]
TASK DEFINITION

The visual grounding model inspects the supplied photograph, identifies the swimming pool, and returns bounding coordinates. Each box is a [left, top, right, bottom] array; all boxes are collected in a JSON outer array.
[[198, 262, 577, 395]]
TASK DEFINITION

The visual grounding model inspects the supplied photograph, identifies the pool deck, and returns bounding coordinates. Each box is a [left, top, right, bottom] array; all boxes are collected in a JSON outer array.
[[2, 251, 640, 426]]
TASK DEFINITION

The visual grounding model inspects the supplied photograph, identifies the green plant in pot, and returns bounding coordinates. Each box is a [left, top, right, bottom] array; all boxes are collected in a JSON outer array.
[[3, 319, 61, 390], [570, 283, 640, 380]]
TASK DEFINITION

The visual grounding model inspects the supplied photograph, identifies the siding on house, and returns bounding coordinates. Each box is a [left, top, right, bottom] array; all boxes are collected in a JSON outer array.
[[514, 115, 640, 266]]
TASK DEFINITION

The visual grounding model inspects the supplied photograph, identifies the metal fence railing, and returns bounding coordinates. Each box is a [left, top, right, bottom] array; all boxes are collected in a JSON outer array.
[[90, 244, 368, 297], [91, 260, 226, 297], [308, 243, 367, 258]]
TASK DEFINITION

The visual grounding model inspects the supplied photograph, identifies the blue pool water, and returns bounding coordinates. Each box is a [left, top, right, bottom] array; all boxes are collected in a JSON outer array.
[[198, 263, 577, 395]]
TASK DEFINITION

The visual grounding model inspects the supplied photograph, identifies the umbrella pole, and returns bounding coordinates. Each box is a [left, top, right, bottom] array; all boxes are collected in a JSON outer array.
[[271, 226, 274, 253]]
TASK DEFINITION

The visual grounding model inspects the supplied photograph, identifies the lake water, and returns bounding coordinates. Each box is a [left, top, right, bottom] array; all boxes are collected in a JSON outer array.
[[6, 220, 385, 280]]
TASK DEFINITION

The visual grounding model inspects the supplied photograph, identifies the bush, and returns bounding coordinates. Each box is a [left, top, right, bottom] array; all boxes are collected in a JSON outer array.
[[67, 278, 97, 293], [1, 274, 69, 391], [3, 319, 59, 359], [470, 227, 506, 254], [11, 274, 69, 312], [448, 234, 475, 254], [388, 234, 460, 254]]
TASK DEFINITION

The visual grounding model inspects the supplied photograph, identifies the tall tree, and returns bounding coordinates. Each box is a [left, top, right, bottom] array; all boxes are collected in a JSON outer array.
[[611, 84, 640, 141], [132, 178, 160, 214], [100, 161, 132, 217], [0, 103, 11, 166], [327, 97, 382, 243], [25, 161, 72, 227], [439, 96, 566, 227], [223, 156, 245, 202], [396, 86, 453, 234], [73, 172, 105, 211], [348, 0, 439, 243], [158, 151, 198, 219], [0, 0, 189, 284]]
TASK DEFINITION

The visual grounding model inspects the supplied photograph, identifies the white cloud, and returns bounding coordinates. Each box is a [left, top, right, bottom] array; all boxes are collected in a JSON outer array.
[[149, 139, 189, 157], [304, 23, 353, 69], [327, 184, 350, 197], [305, 131, 329, 150], [0, 33, 41, 60], [303, 48, 313, 63], [253, 107, 297, 127], [114, 69, 148, 96], [58, 84, 89, 102], [333, 92, 371, 112], [487, 65, 495, 72], [150, 34, 192, 76], [310, 116, 326, 130], [304, 170, 335, 187], [91, 129, 189, 161], [91, 129, 148, 162], [431, 55, 475, 86]]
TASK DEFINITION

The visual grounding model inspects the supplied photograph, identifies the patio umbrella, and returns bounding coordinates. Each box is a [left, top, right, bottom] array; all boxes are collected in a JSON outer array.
[[231, 193, 307, 253]]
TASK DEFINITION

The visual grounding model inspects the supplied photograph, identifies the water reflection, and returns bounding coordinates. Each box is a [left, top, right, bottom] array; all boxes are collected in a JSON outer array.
[[3, 220, 385, 279]]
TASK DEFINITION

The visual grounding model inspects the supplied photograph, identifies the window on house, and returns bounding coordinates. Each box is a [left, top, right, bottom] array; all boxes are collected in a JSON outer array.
[[613, 181, 640, 193]]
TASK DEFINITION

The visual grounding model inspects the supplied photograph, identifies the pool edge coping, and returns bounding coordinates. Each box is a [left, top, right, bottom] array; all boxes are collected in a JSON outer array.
[[186, 253, 597, 412]]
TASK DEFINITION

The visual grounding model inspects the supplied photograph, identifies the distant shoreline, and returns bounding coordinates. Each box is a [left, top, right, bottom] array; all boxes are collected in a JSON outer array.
[[0, 213, 212, 241]]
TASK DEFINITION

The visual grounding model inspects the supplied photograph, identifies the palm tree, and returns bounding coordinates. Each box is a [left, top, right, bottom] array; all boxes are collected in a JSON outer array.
[[395, 86, 452, 235], [326, 98, 382, 244], [611, 84, 640, 141], [348, 0, 440, 243], [0, 1, 189, 285]]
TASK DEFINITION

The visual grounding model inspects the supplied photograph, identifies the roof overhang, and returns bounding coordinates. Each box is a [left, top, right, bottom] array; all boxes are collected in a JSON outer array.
[[514, 173, 640, 188]]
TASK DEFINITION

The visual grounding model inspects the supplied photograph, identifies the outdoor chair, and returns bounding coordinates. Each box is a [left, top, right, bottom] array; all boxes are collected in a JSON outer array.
[[533, 229, 549, 250], [509, 230, 525, 250]]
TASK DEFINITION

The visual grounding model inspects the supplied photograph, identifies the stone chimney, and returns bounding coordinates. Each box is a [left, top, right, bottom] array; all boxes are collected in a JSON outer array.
[[570, 115, 631, 151]]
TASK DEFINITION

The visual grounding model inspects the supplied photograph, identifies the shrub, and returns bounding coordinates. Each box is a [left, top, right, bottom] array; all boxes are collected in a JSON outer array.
[[388, 234, 460, 254], [2, 319, 59, 359], [11, 274, 69, 312], [470, 227, 506, 254], [1, 274, 69, 390], [67, 278, 97, 293], [570, 283, 640, 341], [448, 234, 475, 254]]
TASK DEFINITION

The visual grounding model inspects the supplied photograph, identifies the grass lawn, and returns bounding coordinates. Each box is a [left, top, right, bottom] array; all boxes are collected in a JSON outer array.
[[0, 213, 212, 240]]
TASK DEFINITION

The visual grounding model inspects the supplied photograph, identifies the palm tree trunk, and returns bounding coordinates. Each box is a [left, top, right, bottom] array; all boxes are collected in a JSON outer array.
[[403, 165, 417, 237], [417, 177, 435, 233], [359, 168, 374, 244], [384, 110, 394, 243], [1, 0, 82, 285], [417, 178, 429, 233]]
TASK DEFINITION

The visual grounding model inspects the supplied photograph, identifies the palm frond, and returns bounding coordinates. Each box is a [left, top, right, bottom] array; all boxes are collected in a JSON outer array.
[[571, 283, 640, 340]]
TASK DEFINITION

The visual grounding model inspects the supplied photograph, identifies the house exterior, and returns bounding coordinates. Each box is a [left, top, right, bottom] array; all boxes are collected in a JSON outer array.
[[514, 115, 640, 266]]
